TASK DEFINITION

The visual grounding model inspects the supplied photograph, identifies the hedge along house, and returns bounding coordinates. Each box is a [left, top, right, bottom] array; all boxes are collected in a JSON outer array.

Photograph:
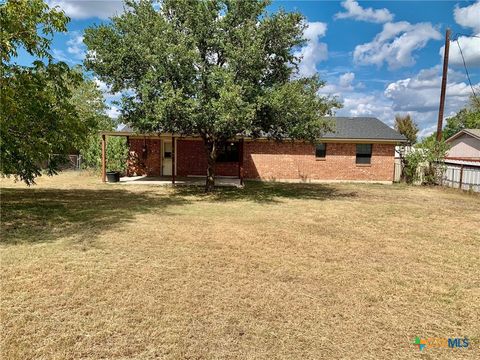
[[100, 117, 407, 184]]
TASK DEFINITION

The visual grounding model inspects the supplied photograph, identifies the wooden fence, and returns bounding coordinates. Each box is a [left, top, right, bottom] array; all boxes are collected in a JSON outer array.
[[440, 164, 480, 192], [393, 159, 402, 182], [394, 160, 480, 192]]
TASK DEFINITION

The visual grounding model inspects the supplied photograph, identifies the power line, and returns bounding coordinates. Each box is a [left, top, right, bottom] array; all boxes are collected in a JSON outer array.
[[453, 33, 479, 100]]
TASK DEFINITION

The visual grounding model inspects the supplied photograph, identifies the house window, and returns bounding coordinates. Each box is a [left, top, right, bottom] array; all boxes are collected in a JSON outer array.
[[356, 144, 372, 164], [217, 142, 239, 162], [315, 143, 326, 158]]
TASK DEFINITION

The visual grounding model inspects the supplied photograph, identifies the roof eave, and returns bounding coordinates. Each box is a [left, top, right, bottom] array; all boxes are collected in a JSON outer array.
[[446, 129, 480, 143]]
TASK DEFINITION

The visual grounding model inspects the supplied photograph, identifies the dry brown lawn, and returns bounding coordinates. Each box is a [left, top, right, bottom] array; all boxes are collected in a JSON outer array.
[[1, 171, 479, 359]]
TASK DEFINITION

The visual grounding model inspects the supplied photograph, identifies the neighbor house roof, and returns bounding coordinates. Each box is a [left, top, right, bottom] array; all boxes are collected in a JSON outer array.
[[446, 128, 480, 143], [109, 117, 406, 143]]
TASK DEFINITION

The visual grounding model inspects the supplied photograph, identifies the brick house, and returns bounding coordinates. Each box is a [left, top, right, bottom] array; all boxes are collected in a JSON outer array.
[[101, 117, 406, 184]]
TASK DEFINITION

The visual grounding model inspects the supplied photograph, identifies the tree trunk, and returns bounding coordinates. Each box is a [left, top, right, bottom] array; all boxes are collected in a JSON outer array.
[[204, 139, 217, 193]]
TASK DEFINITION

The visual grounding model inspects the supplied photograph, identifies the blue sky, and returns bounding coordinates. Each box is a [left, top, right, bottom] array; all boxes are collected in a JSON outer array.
[[17, 1, 480, 136]]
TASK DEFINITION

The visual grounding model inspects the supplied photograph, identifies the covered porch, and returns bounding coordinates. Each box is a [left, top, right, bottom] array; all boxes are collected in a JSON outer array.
[[100, 129, 244, 186]]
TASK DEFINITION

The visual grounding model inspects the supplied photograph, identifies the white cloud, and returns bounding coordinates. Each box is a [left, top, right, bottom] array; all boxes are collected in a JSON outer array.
[[382, 66, 478, 136], [295, 22, 328, 77], [337, 94, 395, 125], [52, 32, 86, 64], [106, 105, 121, 119], [66, 32, 85, 60], [332, 66, 477, 138], [318, 72, 359, 96], [94, 78, 110, 93], [442, 35, 480, 68], [339, 72, 355, 88], [454, 1, 480, 33], [384, 66, 477, 113], [354, 21, 442, 69], [334, 0, 394, 23], [337, 92, 442, 138], [94, 78, 123, 103], [47, 0, 124, 20], [418, 124, 438, 138], [94, 78, 121, 119], [442, 1, 480, 67], [52, 48, 74, 63], [93, 78, 138, 119]]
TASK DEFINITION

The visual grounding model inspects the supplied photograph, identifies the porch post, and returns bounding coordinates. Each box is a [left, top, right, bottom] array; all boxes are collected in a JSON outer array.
[[101, 134, 106, 183], [126, 136, 130, 177], [171, 135, 176, 185], [239, 138, 244, 185]]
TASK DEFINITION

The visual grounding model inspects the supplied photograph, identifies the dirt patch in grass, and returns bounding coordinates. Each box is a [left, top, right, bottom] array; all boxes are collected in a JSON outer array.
[[1, 172, 479, 359]]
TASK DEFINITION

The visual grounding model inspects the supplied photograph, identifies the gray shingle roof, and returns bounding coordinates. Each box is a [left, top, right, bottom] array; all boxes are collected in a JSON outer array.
[[320, 117, 407, 141], [118, 117, 407, 142]]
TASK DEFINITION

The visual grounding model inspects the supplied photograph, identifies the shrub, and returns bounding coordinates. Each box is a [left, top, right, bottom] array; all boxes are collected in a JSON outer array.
[[404, 138, 449, 185], [81, 135, 128, 174]]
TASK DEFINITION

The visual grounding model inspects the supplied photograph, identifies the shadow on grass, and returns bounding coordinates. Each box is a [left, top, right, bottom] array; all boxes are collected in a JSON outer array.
[[0, 188, 189, 245], [1, 182, 357, 245], [174, 180, 358, 203]]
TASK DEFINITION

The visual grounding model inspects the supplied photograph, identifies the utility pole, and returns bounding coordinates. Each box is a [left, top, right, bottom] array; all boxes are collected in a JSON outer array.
[[436, 28, 450, 141]]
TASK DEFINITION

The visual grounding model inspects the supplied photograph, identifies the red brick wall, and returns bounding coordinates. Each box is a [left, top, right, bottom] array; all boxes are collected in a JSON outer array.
[[176, 139, 239, 177], [127, 138, 161, 176], [127, 138, 395, 181], [243, 141, 395, 181]]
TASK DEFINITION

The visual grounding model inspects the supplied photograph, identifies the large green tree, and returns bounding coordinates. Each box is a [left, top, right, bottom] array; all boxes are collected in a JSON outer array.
[[84, 0, 340, 191], [0, 0, 96, 184], [442, 95, 480, 140]]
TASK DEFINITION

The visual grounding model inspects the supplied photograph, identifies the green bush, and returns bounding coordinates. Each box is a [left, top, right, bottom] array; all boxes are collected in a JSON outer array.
[[404, 138, 449, 185], [81, 135, 128, 174]]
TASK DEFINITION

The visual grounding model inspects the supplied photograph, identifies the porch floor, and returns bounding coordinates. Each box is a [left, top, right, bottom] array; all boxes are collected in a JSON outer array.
[[116, 175, 242, 187]]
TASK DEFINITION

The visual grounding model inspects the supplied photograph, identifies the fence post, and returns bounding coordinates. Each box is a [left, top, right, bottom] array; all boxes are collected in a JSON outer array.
[[459, 165, 464, 190]]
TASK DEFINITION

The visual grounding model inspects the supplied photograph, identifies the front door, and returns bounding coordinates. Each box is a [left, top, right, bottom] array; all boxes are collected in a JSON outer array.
[[162, 140, 172, 176]]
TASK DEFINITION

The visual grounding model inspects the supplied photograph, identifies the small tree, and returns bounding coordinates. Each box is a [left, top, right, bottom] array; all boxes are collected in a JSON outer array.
[[394, 114, 419, 182], [84, 0, 340, 192], [394, 114, 418, 145]]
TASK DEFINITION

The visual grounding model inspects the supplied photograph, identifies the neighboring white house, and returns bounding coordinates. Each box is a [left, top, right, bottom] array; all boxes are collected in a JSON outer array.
[[443, 129, 480, 192], [445, 129, 480, 161]]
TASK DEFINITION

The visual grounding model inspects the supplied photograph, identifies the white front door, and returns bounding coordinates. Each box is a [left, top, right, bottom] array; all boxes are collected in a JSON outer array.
[[163, 141, 172, 176]]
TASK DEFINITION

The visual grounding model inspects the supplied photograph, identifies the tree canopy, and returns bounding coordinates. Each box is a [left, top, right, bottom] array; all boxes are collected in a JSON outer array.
[[0, 0, 102, 184], [0, 0, 68, 64], [442, 95, 480, 140], [84, 0, 341, 191]]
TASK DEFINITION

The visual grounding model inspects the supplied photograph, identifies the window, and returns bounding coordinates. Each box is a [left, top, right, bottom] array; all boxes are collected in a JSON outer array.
[[315, 143, 326, 158], [217, 142, 239, 162], [356, 144, 372, 164], [163, 141, 172, 159]]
